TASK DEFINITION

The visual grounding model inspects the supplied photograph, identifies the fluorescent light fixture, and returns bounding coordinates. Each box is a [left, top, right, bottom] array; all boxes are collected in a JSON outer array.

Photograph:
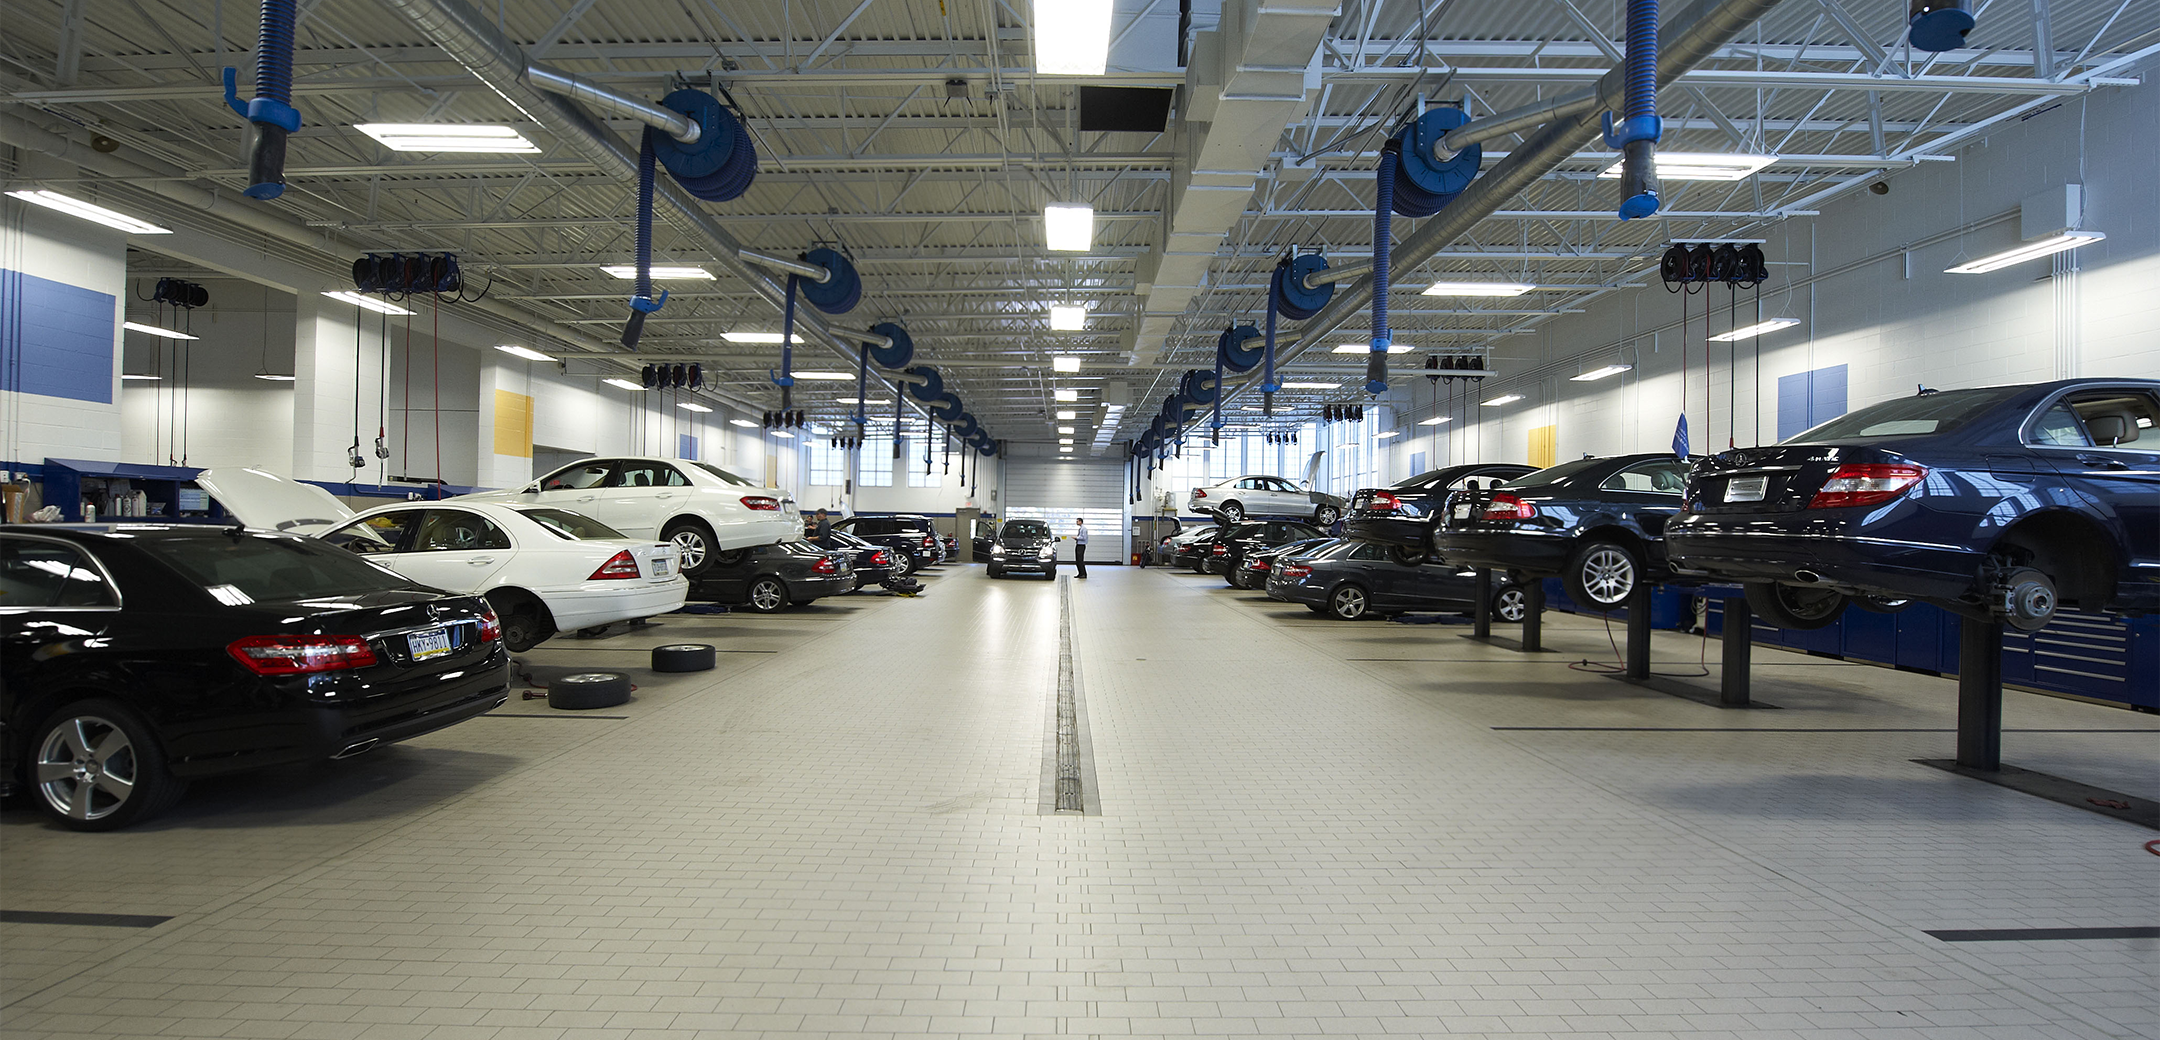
[[838, 397, 890, 406], [121, 373, 162, 381], [1049, 304, 1087, 331], [679, 402, 713, 413], [1332, 343, 1413, 354], [5, 189, 171, 234], [1044, 203, 1094, 251], [722, 331, 786, 343], [123, 321, 198, 340], [1054, 388, 1080, 402], [1569, 363, 1634, 381], [1945, 231, 2106, 274], [601, 265, 713, 280], [1052, 354, 1082, 372], [1056, 410, 1077, 420], [603, 377, 645, 391], [495, 344, 556, 362], [355, 123, 540, 153], [320, 291, 415, 315], [1033, 0, 1112, 75], [254, 372, 297, 382], [1483, 393, 1525, 406], [1422, 281, 1533, 297], [1707, 318, 1802, 342], [1418, 416, 1450, 426], [730, 418, 759, 428], [1059, 438, 1075, 445], [1058, 426, 1075, 434], [769, 430, 795, 439], [1060, 445, 1075, 452], [1376, 430, 1401, 439], [1599, 152, 1777, 181], [792, 371, 852, 381], [1280, 381, 1337, 390]]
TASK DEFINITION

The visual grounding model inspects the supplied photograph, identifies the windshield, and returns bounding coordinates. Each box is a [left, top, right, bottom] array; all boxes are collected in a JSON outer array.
[[1501, 458, 1603, 488], [1390, 470, 1444, 490], [1788, 386, 2025, 442], [1001, 521, 1051, 541], [515, 508, 628, 541], [138, 532, 413, 603], [689, 461, 759, 487]]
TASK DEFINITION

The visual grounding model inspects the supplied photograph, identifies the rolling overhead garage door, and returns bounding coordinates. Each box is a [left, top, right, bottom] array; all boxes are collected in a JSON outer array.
[[1003, 456, 1127, 563]]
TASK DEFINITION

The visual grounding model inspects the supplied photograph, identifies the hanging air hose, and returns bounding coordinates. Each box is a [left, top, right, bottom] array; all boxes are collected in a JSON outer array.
[[221, 0, 300, 200], [1214, 325, 1260, 438], [1264, 254, 1334, 418], [1601, 0, 1663, 219], [1371, 143, 1398, 394], [772, 273, 802, 411], [621, 128, 668, 349]]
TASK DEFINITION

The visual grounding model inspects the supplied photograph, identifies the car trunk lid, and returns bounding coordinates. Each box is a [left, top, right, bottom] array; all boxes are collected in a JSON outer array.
[[1688, 445, 1893, 514]]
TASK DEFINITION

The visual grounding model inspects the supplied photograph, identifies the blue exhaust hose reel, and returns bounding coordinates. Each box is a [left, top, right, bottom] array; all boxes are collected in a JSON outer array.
[[1907, 0, 1975, 51], [220, 0, 301, 200], [1266, 254, 1335, 416], [1601, 0, 1663, 220], [1217, 325, 1263, 373], [1389, 107, 1481, 219], [903, 366, 944, 403]]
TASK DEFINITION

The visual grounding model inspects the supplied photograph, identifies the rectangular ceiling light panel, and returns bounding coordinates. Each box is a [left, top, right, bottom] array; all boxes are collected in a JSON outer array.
[[1332, 344, 1412, 354], [1598, 152, 1777, 181], [1044, 204, 1094, 252], [1706, 318, 1801, 342], [603, 265, 712, 280], [722, 331, 787, 344], [1945, 231, 2105, 274], [1033, 0, 1112, 75], [1049, 304, 1087, 331], [1421, 281, 1533, 297], [355, 123, 540, 153], [7, 190, 171, 234], [321, 291, 415, 315], [123, 321, 198, 340], [495, 344, 556, 362], [1569, 364, 1633, 381], [1052, 354, 1083, 372]]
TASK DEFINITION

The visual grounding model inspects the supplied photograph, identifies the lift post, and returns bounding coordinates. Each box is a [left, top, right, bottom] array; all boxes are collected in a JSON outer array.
[[1520, 580, 1547, 652], [1956, 615, 2004, 770], [1720, 596, 1753, 708], [1607, 586, 1773, 709], [1472, 568, 1492, 639], [1623, 584, 1653, 680], [1463, 571, 1553, 654]]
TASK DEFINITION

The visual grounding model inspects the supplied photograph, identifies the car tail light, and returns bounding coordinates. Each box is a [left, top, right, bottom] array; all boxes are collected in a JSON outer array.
[[812, 556, 838, 575], [477, 607, 502, 644], [740, 496, 781, 510], [227, 634, 377, 675], [871, 550, 891, 565], [1367, 491, 1401, 511], [589, 550, 641, 580], [1808, 464, 1926, 509], [1251, 559, 1271, 570], [1212, 543, 1228, 555], [1193, 488, 1207, 498], [922, 535, 936, 548], [1279, 564, 1312, 580], [1480, 493, 1536, 520]]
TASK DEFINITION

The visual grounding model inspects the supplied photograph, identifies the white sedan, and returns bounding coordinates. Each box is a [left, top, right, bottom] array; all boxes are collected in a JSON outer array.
[[1188, 474, 1348, 526], [196, 468, 687, 651], [455, 456, 801, 577]]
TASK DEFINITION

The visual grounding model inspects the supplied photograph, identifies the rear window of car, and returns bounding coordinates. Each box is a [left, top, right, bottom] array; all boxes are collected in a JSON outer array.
[[1501, 458, 1604, 488], [689, 461, 759, 487], [135, 532, 413, 604], [1789, 386, 2025, 442], [516, 508, 628, 541]]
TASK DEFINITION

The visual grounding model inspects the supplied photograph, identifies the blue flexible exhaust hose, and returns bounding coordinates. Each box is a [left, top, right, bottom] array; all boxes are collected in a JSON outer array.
[[227, 0, 300, 200], [1604, 0, 1663, 219], [1262, 274, 1280, 417], [774, 274, 799, 412], [620, 128, 666, 348], [1369, 146, 1397, 394]]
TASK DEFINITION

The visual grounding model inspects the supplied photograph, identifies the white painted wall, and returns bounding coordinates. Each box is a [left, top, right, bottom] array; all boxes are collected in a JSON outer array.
[[118, 280, 295, 470], [1, 196, 126, 469]]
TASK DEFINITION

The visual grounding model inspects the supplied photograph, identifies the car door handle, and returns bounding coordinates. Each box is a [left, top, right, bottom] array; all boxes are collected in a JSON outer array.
[[468, 556, 496, 565], [576, 494, 596, 502], [2075, 453, 2128, 470], [654, 492, 674, 499]]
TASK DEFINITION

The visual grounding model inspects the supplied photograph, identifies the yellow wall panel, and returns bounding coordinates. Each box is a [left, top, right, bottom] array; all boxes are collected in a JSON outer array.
[[1528, 424, 1557, 469], [493, 390, 534, 458]]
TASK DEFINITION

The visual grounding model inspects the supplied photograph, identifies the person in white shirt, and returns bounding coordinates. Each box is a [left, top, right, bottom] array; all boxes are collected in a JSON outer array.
[[1073, 517, 1088, 578]]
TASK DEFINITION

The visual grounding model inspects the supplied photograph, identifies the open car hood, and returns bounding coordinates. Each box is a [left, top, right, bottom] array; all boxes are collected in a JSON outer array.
[[194, 467, 357, 536]]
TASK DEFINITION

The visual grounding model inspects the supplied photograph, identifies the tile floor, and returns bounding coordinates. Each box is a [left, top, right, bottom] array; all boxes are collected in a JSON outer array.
[[2, 565, 2154, 1039]]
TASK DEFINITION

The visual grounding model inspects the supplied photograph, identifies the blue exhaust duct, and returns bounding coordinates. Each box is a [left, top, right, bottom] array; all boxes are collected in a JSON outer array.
[[221, 0, 301, 200], [1601, 0, 1663, 219]]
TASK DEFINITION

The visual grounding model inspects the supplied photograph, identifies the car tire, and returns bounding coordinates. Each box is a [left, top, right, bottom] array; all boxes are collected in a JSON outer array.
[[485, 590, 551, 653], [651, 644, 715, 672], [30, 700, 186, 831], [1565, 540, 1642, 610], [1743, 582, 1848, 630], [662, 519, 718, 577], [988, 565, 1004, 579], [1328, 583, 1371, 620], [745, 577, 790, 613], [1315, 504, 1341, 527], [1219, 501, 1245, 523], [550, 671, 631, 710], [1491, 584, 1530, 623], [890, 551, 914, 578]]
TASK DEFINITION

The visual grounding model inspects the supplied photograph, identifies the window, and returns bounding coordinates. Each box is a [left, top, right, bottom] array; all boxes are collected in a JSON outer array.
[[808, 439, 846, 486], [0, 538, 116, 608], [613, 461, 688, 488], [906, 441, 943, 487], [541, 460, 613, 491], [2061, 392, 2157, 448], [137, 533, 412, 602], [322, 512, 418, 555], [2029, 404, 2092, 447], [515, 508, 627, 541], [860, 437, 895, 486], [1601, 459, 1691, 494], [412, 510, 513, 552], [689, 461, 759, 487], [1789, 385, 2023, 442]]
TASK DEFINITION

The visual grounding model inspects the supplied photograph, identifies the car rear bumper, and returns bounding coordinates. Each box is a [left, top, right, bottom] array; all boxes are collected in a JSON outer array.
[[1432, 529, 1571, 576], [1344, 515, 1426, 552], [1666, 519, 1980, 600], [790, 573, 858, 599], [541, 580, 691, 631]]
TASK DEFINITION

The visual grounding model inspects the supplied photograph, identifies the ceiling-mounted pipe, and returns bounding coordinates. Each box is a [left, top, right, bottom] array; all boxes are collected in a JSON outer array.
[[1197, 0, 1794, 430], [526, 64, 699, 144], [738, 248, 832, 284]]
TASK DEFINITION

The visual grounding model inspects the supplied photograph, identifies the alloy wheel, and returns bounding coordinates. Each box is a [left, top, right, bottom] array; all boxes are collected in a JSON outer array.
[[1316, 505, 1340, 526], [35, 715, 139, 823], [669, 529, 708, 571], [749, 579, 786, 612], [1579, 547, 1636, 605], [1493, 587, 1528, 623], [1331, 585, 1368, 619], [1220, 502, 1244, 523]]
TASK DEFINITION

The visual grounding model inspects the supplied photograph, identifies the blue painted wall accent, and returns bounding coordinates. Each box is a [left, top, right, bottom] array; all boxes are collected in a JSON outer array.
[[677, 433, 698, 460], [0, 268, 117, 404], [1776, 363, 1848, 441]]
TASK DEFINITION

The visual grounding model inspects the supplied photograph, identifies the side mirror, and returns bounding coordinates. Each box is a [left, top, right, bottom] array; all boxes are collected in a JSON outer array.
[[521, 483, 542, 494]]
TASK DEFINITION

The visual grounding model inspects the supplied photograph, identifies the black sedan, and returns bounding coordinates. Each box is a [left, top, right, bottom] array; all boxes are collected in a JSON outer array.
[[1434, 453, 1695, 611], [1172, 525, 1227, 572], [1, 524, 510, 830], [1346, 463, 1536, 563], [1267, 538, 1528, 621], [695, 542, 855, 612], [1232, 537, 1335, 589], [1207, 520, 1326, 583], [987, 519, 1059, 579], [812, 529, 897, 588], [830, 514, 945, 576], [1669, 378, 2160, 631]]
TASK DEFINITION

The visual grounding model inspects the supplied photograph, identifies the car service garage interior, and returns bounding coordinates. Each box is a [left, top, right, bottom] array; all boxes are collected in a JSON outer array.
[[2, 1, 2156, 1037]]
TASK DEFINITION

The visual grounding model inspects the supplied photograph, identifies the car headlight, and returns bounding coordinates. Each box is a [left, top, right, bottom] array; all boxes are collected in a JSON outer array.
[[992, 545, 1006, 555], [1038, 546, 1055, 559]]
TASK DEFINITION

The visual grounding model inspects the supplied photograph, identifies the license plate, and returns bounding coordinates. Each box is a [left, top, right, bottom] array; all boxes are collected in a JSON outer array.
[[1725, 475, 1769, 503], [407, 627, 453, 661], [652, 557, 669, 576], [1453, 504, 1472, 519]]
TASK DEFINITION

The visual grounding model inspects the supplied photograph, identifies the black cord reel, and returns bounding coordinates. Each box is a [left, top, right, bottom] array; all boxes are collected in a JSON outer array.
[[1662, 242, 1769, 291]]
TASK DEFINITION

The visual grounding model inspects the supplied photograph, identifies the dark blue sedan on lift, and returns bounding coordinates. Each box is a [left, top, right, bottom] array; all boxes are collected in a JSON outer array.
[[1667, 379, 2160, 631], [1433, 453, 1697, 611]]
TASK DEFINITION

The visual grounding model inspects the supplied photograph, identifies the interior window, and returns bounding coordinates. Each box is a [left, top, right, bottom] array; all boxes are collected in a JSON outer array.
[[1602, 460, 1691, 494], [1, 539, 114, 608], [612, 462, 683, 488], [514, 508, 626, 541], [411, 510, 513, 552], [542, 462, 614, 491], [2028, 404, 2093, 447], [1349, 542, 1389, 561], [321, 512, 416, 555], [2065, 393, 2156, 448]]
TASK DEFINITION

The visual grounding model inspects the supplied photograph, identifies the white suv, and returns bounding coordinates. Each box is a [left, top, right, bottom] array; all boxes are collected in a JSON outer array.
[[457, 456, 800, 576]]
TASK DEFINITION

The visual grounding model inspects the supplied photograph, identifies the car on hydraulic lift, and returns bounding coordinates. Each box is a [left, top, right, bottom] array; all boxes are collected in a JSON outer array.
[[1171, 524, 1229, 572], [1187, 474, 1348, 527], [1231, 536, 1335, 590], [1345, 463, 1538, 563], [1667, 378, 2160, 632], [1206, 520, 1327, 583], [1433, 453, 1696, 612], [1268, 538, 1531, 621], [453, 456, 800, 579], [812, 528, 898, 589]]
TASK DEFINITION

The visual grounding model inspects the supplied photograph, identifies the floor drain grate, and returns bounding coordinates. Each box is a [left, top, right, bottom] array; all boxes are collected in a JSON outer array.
[[1043, 576, 1097, 814]]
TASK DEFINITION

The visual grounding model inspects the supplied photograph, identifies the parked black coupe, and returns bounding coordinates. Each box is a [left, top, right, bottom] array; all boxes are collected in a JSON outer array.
[[811, 529, 897, 588], [1434, 453, 1695, 610], [1668, 379, 2160, 631], [1, 524, 510, 830], [1231, 537, 1335, 589], [1346, 463, 1537, 563], [697, 542, 855, 612], [1267, 538, 1528, 621], [1207, 520, 1326, 583]]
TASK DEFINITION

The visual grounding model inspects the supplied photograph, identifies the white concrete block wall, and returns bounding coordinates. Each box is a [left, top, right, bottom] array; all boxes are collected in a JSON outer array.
[[1, 199, 127, 469], [118, 281, 295, 470]]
